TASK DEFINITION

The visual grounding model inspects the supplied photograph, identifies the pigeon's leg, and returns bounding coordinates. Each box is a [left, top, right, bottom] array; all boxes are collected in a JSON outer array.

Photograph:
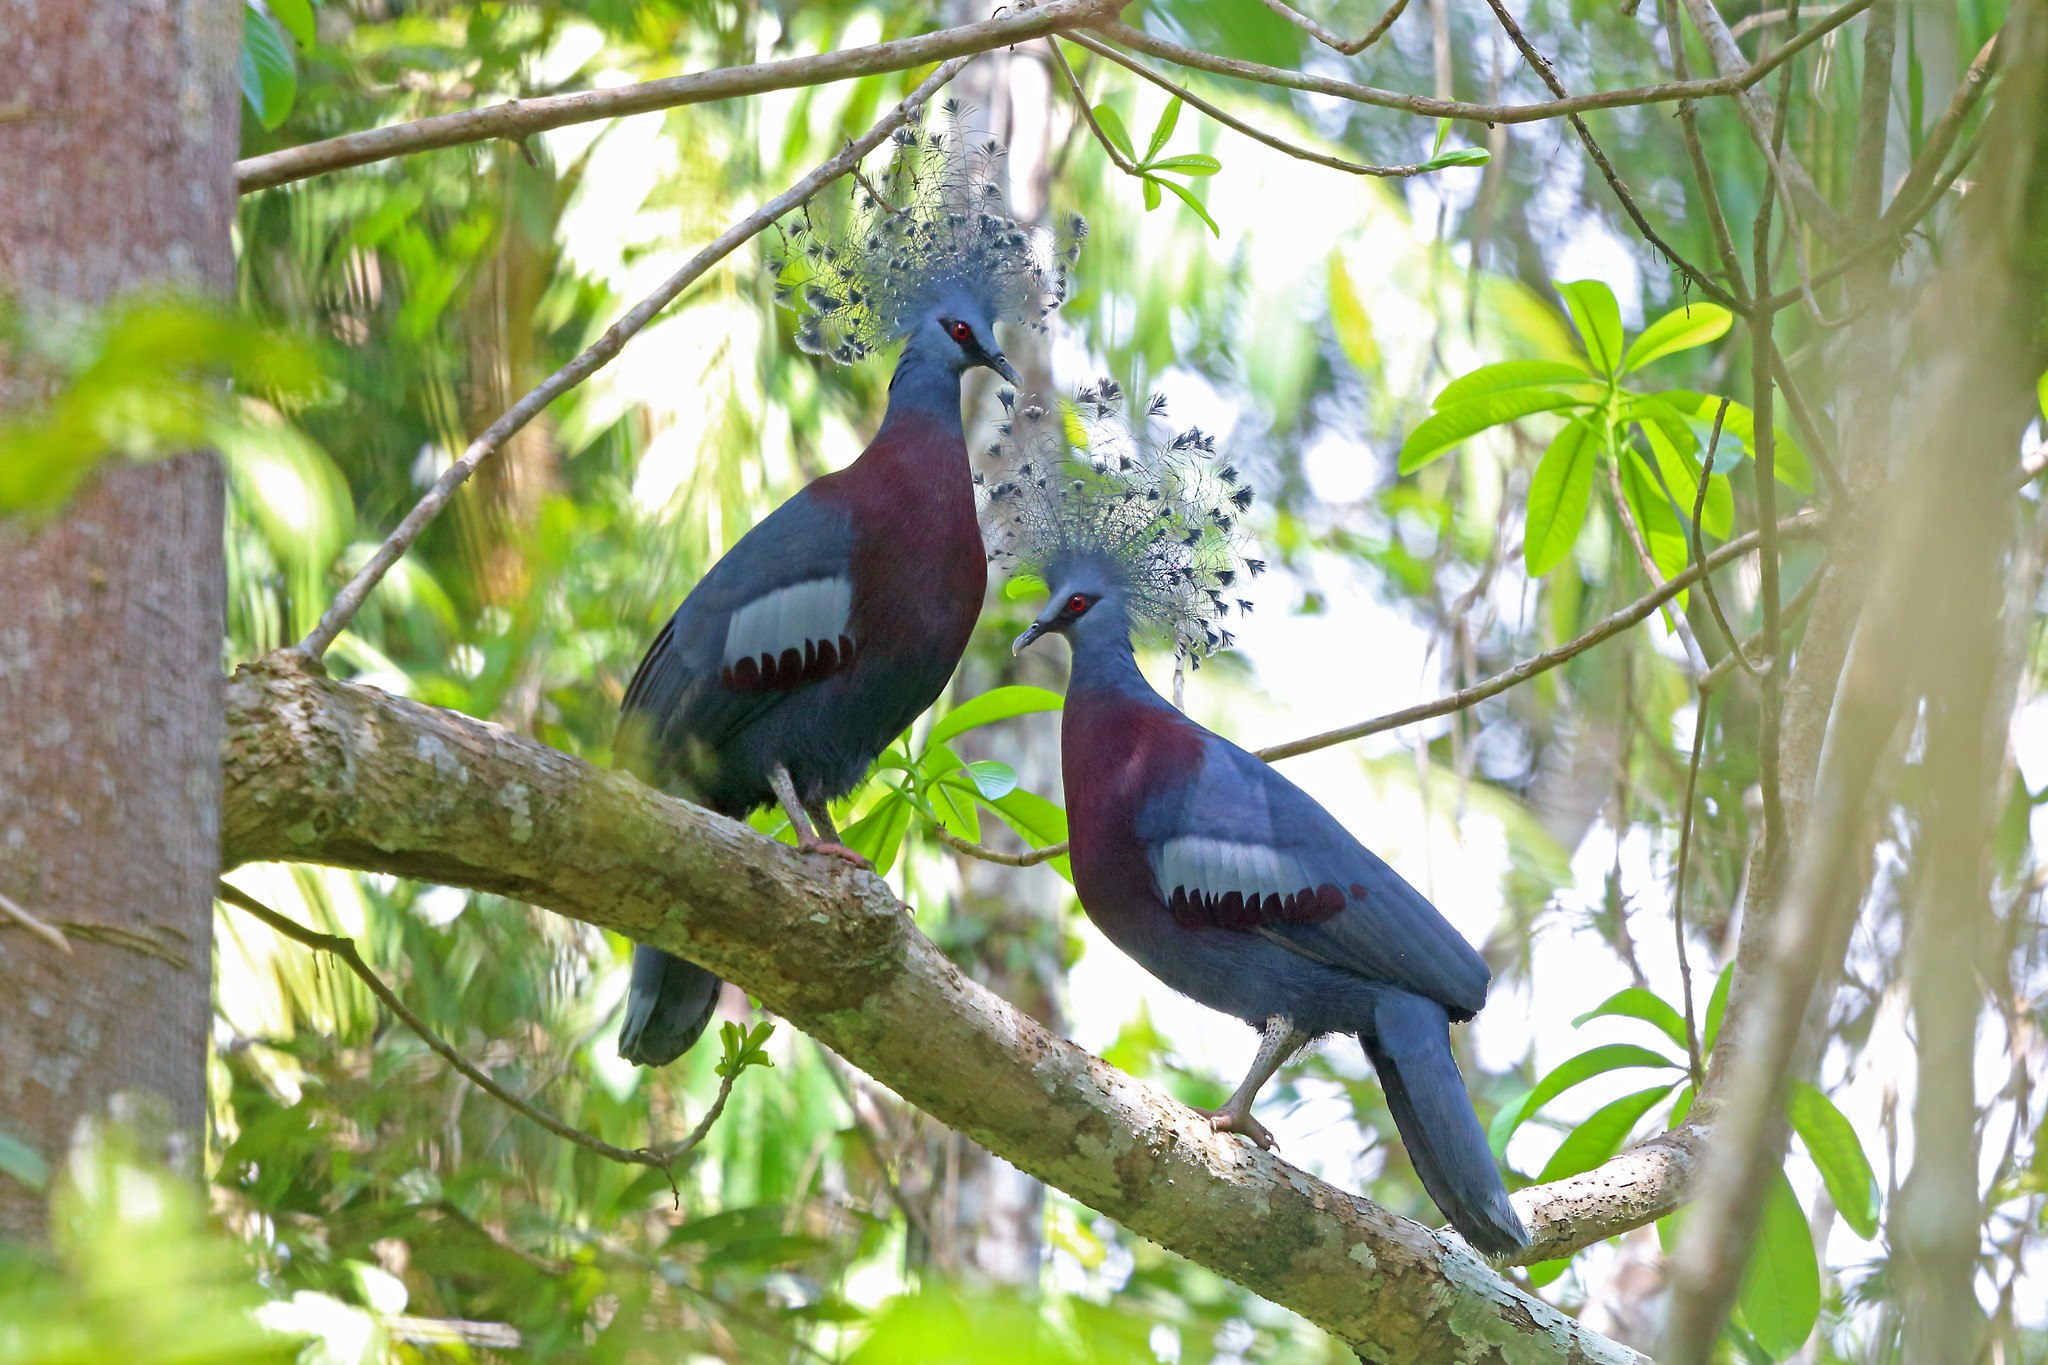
[[770, 764, 870, 868], [1199, 1016, 1309, 1151]]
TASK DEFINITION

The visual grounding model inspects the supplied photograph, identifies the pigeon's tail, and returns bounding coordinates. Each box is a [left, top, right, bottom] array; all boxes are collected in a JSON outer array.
[[1360, 991, 1528, 1257], [618, 946, 723, 1068]]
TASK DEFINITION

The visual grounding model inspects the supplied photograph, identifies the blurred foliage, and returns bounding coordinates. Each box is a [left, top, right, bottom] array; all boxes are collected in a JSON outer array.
[[2, 0, 2041, 1361]]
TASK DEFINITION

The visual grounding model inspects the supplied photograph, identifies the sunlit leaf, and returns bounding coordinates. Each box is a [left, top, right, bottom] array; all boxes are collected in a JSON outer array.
[[928, 686, 1063, 747], [1619, 446, 1692, 607], [1328, 254, 1380, 378], [262, 0, 317, 48], [1787, 1080, 1880, 1239], [1535, 1085, 1676, 1182], [1092, 104, 1135, 162], [1556, 279, 1625, 375], [1145, 94, 1182, 162], [1489, 1044, 1684, 1157], [1155, 176, 1219, 236], [1524, 418, 1599, 577], [1399, 390, 1581, 474], [962, 760, 1018, 801], [1418, 146, 1491, 171], [1659, 392, 1812, 493], [240, 3, 297, 130], [1149, 153, 1221, 177], [1622, 302, 1734, 372], [1142, 176, 1162, 211], [1739, 1169, 1820, 1359], [1433, 360, 1591, 409], [1636, 415, 1732, 541], [1571, 986, 1692, 1054]]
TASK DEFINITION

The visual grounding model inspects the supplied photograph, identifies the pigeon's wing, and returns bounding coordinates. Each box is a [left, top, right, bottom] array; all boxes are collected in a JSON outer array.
[[619, 487, 860, 780], [1134, 734, 1490, 1017]]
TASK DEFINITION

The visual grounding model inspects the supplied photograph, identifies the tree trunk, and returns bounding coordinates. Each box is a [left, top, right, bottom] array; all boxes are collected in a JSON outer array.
[[0, 0, 240, 1238]]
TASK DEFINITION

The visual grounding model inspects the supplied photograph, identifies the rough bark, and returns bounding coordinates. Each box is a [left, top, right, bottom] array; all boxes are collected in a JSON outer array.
[[220, 657, 1646, 1364], [0, 0, 239, 1238]]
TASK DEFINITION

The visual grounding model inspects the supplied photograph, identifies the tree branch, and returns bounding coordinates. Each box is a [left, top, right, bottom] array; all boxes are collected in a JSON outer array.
[[291, 57, 971, 663], [219, 656, 1646, 1363], [1095, 1, 1868, 127], [1255, 0, 1412, 55], [234, 0, 1127, 193]]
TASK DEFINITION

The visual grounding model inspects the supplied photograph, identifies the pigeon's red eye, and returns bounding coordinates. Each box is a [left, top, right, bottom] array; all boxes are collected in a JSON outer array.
[[950, 320, 973, 343], [1067, 594, 1090, 615]]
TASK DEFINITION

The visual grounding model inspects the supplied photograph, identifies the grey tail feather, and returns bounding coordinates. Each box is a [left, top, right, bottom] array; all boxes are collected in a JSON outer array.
[[1360, 992, 1528, 1257], [618, 945, 724, 1068]]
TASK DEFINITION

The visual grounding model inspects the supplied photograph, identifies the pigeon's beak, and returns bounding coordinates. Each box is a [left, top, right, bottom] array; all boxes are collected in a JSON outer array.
[[988, 352, 1022, 387], [1011, 621, 1046, 656]]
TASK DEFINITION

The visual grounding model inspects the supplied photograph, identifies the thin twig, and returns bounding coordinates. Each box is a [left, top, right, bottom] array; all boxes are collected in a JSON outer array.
[[1881, 32, 2000, 226], [1699, 566, 1820, 693], [293, 57, 973, 662], [1066, 33, 1436, 178], [0, 887, 71, 954], [1255, 0, 1412, 55], [931, 824, 1065, 867], [1047, 39, 1137, 173], [1687, 400, 1762, 677], [1605, 447, 1710, 670], [1481, 0, 1737, 308], [1660, 0, 1749, 303], [1749, 187, 1788, 909], [1096, 2, 1868, 129], [218, 883, 737, 1174], [1768, 352, 1843, 499], [234, 0, 1120, 193], [1672, 689, 1712, 1086]]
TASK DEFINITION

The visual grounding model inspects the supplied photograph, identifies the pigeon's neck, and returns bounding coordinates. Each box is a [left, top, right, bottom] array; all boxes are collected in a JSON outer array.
[[1066, 609, 1167, 708], [878, 343, 966, 437]]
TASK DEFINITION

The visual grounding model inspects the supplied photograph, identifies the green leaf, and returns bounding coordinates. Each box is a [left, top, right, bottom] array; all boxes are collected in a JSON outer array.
[[923, 746, 982, 843], [928, 685, 1063, 747], [1524, 418, 1599, 577], [1434, 360, 1591, 409], [1093, 104, 1135, 162], [1622, 302, 1734, 373], [1149, 153, 1220, 177], [1572, 987, 1692, 1054], [1431, 117, 1451, 157], [962, 760, 1017, 801], [239, 3, 297, 130], [1155, 177, 1219, 236], [1399, 390, 1581, 474], [1660, 392, 1812, 494], [0, 1130, 48, 1192], [1536, 1085, 1677, 1182], [1704, 964, 1734, 1054], [1142, 176, 1162, 212], [1556, 279, 1625, 375], [985, 788, 1072, 881], [1787, 1080, 1880, 1239], [1739, 1169, 1820, 1359], [1489, 1044, 1684, 1157], [1637, 416, 1733, 541], [1418, 146, 1491, 171], [1328, 255, 1380, 378], [1145, 94, 1182, 162], [262, 0, 317, 48], [2037, 369, 2047, 423], [1525, 1258, 1570, 1288], [841, 788, 912, 874], [1619, 446, 1691, 607]]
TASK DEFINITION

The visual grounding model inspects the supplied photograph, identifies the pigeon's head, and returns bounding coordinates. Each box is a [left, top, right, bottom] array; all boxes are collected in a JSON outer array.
[[765, 109, 1082, 371], [982, 380, 1262, 666]]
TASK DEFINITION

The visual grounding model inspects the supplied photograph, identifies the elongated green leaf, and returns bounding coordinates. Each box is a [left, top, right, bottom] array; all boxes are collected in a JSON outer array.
[[841, 788, 912, 873], [931, 776, 981, 843], [1093, 104, 1135, 162], [1525, 1258, 1570, 1288], [1145, 94, 1182, 162], [1433, 360, 1591, 409], [1623, 302, 1734, 372], [985, 788, 1073, 881], [1155, 177, 1219, 236], [1399, 390, 1581, 474], [1637, 416, 1732, 541], [1739, 1169, 1820, 1359], [1619, 447, 1691, 607], [1419, 146, 1491, 170], [1536, 1085, 1677, 1182], [1524, 418, 1598, 577], [2037, 369, 2047, 422], [263, 0, 317, 47], [1704, 964, 1734, 1054], [1572, 987, 1691, 1053], [240, 4, 297, 130], [1557, 279, 1625, 375], [928, 685, 1063, 747], [1660, 392, 1812, 493], [1328, 255, 1379, 378], [1489, 1044, 1684, 1157], [1149, 153, 1220, 176], [1787, 1080, 1880, 1238], [963, 760, 1017, 801], [1142, 176, 1162, 212]]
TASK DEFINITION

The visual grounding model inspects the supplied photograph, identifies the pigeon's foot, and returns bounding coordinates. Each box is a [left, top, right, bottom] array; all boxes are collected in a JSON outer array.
[[1199, 1105, 1276, 1151], [798, 838, 872, 870]]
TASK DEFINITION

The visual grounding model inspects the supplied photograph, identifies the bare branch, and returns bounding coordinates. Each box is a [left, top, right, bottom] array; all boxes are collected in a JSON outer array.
[[292, 57, 971, 663], [931, 824, 1066, 867], [1254, 0, 1412, 56], [0, 887, 70, 954], [217, 882, 739, 1172], [1509, 1122, 1711, 1264], [234, 0, 1125, 193], [219, 659, 1647, 1363], [1066, 33, 1437, 178], [1095, 2, 1868, 127], [1659, 0, 1750, 302]]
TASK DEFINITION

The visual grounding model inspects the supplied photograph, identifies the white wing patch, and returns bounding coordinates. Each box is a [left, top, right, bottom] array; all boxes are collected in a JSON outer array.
[[1151, 836, 1347, 924], [720, 576, 856, 691]]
